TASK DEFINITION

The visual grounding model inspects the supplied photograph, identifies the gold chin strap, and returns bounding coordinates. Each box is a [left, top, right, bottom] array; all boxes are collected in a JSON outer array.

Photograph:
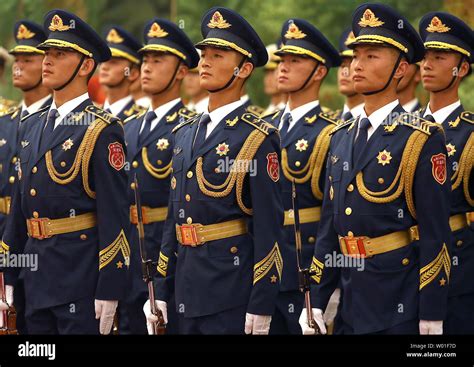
[[451, 132, 474, 206], [195, 128, 267, 215], [281, 124, 333, 200]]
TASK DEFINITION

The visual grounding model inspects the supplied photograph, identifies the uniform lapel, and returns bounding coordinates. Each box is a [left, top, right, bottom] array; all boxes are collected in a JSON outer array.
[[282, 105, 321, 148]]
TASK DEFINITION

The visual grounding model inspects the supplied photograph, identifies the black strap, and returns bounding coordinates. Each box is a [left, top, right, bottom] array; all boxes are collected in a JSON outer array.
[[22, 76, 43, 92], [292, 61, 320, 93], [432, 56, 465, 93], [208, 57, 247, 93], [54, 55, 86, 91], [363, 52, 403, 96], [152, 59, 181, 96]]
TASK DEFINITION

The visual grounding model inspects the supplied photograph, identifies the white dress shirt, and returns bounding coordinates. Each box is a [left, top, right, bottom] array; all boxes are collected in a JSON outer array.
[[21, 94, 52, 115], [402, 98, 420, 113], [342, 102, 365, 120], [424, 100, 461, 125], [189, 96, 209, 114], [358, 99, 400, 141], [205, 99, 243, 139], [103, 95, 133, 117], [279, 100, 320, 132], [139, 97, 181, 134], [49, 92, 90, 130]]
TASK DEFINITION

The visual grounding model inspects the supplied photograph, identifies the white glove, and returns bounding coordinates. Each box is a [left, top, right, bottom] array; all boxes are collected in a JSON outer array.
[[299, 308, 327, 335], [143, 299, 168, 335], [244, 313, 272, 335], [0, 285, 14, 328], [419, 320, 443, 335], [94, 299, 118, 335]]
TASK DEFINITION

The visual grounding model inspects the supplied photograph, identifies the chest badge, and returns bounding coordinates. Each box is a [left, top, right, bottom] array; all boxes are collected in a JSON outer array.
[[295, 139, 308, 152], [446, 143, 456, 157], [225, 116, 238, 127], [171, 176, 177, 190], [216, 142, 230, 156], [21, 140, 29, 148], [376, 150, 392, 166], [330, 155, 339, 165], [304, 115, 317, 124], [62, 138, 74, 151], [156, 138, 170, 151], [166, 112, 177, 122], [0, 139, 6, 147]]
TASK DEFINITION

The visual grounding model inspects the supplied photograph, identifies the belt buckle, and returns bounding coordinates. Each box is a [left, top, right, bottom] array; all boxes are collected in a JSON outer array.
[[28, 218, 51, 240], [179, 224, 203, 247], [130, 206, 138, 225], [141, 207, 149, 225], [467, 212, 474, 225], [342, 236, 367, 258]]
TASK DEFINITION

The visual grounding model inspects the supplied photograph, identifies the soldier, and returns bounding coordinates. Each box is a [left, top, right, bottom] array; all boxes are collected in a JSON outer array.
[[100, 26, 145, 121], [144, 7, 284, 334], [241, 88, 264, 115], [183, 49, 209, 114], [123, 18, 199, 334], [300, 3, 451, 335], [261, 19, 340, 334], [0, 9, 130, 334], [418, 12, 474, 334], [336, 28, 364, 122], [262, 43, 287, 117]]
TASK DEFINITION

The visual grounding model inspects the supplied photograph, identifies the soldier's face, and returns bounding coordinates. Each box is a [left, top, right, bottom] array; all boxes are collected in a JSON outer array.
[[182, 72, 202, 98], [277, 54, 318, 93], [263, 69, 279, 95], [99, 57, 132, 87], [352, 45, 402, 94], [198, 47, 245, 90], [397, 63, 420, 93], [12, 53, 44, 91], [141, 52, 180, 94], [420, 50, 467, 91], [42, 48, 84, 88], [337, 57, 357, 96]]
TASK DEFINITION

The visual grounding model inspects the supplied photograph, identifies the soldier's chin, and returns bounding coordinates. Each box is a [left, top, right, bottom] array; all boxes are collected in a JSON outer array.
[[353, 82, 373, 95], [42, 76, 61, 89]]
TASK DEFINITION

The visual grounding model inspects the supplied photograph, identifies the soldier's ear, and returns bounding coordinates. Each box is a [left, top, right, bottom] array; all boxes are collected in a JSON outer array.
[[79, 57, 96, 78], [313, 64, 328, 82], [174, 63, 189, 81], [394, 57, 409, 81], [236, 60, 254, 80]]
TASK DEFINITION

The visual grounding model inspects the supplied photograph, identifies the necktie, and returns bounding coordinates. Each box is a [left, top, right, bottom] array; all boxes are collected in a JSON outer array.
[[424, 114, 435, 123], [39, 109, 58, 152], [139, 111, 157, 145], [280, 113, 292, 139], [105, 108, 112, 114], [193, 114, 211, 155], [20, 109, 29, 120], [342, 111, 353, 122], [352, 117, 371, 163]]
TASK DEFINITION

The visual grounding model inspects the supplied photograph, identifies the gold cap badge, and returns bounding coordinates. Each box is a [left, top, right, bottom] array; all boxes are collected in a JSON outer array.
[[344, 31, 356, 46], [49, 14, 70, 32], [285, 23, 306, 39], [426, 16, 451, 33], [208, 11, 231, 29], [148, 22, 168, 38], [358, 9, 385, 28], [17, 24, 35, 40], [106, 29, 124, 43]]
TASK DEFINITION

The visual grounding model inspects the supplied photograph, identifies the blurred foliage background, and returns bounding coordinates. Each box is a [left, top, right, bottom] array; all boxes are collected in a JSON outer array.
[[0, 0, 472, 109]]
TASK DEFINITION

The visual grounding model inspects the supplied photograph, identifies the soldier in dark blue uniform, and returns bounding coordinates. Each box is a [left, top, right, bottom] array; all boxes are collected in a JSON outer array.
[[123, 18, 199, 334], [0, 9, 130, 334], [99, 26, 146, 121], [144, 7, 284, 334], [261, 19, 340, 334], [261, 43, 287, 117], [300, 3, 452, 335], [418, 12, 474, 334]]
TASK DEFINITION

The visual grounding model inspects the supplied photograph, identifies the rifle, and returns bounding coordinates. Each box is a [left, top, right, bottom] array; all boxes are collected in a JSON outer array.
[[291, 180, 321, 335], [133, 174, 166, 335], [0, 272, 17, 335]]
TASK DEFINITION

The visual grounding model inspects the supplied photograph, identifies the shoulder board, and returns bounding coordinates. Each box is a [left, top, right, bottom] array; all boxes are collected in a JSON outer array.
[[319, 112, 340, 125], [124, 108, 147, 124], [260, 109, 281, 120], [321, 105, 331, 113], [246, 104, 265, 116], [20, 105, 50, 123], [0, 105, 20, 118], [329, 117, 355, 135], [85, 105, 119, 125], [172, 113, 201, 133], [241, 112, 277, 135], [460, 111, 473, 124], [398, 113, 441, 136], [178, 107, 197, 120], [123, 103, 146, 117]]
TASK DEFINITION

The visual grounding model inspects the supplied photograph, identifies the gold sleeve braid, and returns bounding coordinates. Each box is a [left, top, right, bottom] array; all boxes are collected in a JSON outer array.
[[45, 118, 110, 199], [0, 241, 9, 254], [99, 229, 131, 270], [141, 147, 172, 179], [156, 252, 169, 277], [355, 129, 430, 219], [253, 242, 283, 285], [451, 132, 474, 206], [419, 243, 451, 290], [195, 128, 267, 215], [281, 124, 333, 200], [310, 256, 324, 284]]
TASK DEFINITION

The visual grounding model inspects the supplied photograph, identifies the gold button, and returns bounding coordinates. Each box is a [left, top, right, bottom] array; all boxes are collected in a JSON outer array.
[[378, 177, 384, 184], [308, 236, 316, 244], [186, 217, 192, 224], [347, 184, 354, 192], [215, 168, 220, 173], [80, 234, 87, 240], [33, 211, 39, 218], [402, 258, 410, 266], [11, 156, 17, 164], [157, 160, 162, 165], [187, 171, 193, 179], [32, 166, 37, 173], [60, 161, 66, 167], [348, 231, 354, 237], [185, 194, 191, 202], [230, 246, 238, 254], [329, 176, 333, 182], [456, 240, 463, 247], [30, 188, 36, 197], [295, 161, 301, 167], [130, 183, 136, 190], [345, 207, 352, 215], [9, 176, 15, 184], [132, 161, 139, 168]]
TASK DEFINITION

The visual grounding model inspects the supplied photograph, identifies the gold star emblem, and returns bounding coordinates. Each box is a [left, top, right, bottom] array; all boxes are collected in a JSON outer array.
[[62, 138, 74, 151], [358, 9, 385, 28], [208, 11, 231, 29], [216, 142, 230, 156], [285, 23, 306, 39], [295, 139, 308, 152], [106, 29, 124, 43], [270, 275, 277, 283], [156, 138, 169, 151], [448, 117, 460, 128], [49, 14, 70, 32], [426, 16, 451, 33], [116, 261, 123, 269], [376, 150, 392, 166], [439, 277, 446, 286], [148, 22, 168, 38], [17, 24, 35, 40], [446, 143, 456, 157]]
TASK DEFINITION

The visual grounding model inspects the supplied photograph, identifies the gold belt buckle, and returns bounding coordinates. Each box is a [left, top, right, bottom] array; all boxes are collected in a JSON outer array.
[[467, 212, 474, 225], [130, 206, 149, 225], [341, 236, 367, 257], [28, 218, 51, 240], [179, 224, 203, 247]]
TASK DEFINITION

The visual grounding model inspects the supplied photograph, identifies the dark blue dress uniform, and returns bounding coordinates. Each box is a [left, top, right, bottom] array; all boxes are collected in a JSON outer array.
[[122, 18, 199, 334], [309, 4, 452, 334], [154, 7, 284, 334], [1, 10, 130, 334], [262, 19, 341, 334], [419, 12, 474, 334]]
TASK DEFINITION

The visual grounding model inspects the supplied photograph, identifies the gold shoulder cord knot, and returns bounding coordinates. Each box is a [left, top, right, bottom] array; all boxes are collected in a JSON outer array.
[[451, 131, 474, 206], [281, 124, 333, 200], [142, 147, 172, 179]]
